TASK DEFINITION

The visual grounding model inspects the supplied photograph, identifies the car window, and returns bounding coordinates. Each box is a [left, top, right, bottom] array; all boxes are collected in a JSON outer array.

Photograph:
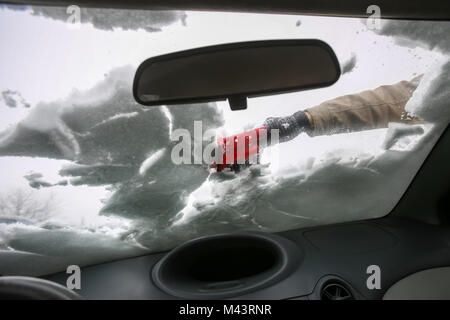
[[0, 5, 449, 276]]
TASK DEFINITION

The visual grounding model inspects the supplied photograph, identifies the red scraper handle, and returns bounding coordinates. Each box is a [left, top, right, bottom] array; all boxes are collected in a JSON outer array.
[[212, 126, 267, 172]]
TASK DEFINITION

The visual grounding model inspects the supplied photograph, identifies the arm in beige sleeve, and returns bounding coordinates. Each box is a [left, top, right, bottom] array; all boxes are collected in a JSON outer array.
[[305, 75, 423, 136]]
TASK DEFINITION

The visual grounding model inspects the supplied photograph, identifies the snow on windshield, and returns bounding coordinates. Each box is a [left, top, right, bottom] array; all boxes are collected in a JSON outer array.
[[0, 6, 449, 275]]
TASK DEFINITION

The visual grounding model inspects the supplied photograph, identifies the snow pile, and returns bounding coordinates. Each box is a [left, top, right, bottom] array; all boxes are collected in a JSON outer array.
[[1, 89, 30, 109], [139, 148, 167, 176], [0, 220, 147, 276], [375, 20, 450, 124], [3, 5, 187, 32], [404, 60, 450, 123], [382, 123, 425, 150], [341, 53, 357, 75], [0, 64, 225, 274], [171, 132, 432, 231]]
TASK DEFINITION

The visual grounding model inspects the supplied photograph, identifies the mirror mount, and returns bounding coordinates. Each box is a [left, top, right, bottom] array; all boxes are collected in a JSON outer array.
[[228, 95, 247, 111]]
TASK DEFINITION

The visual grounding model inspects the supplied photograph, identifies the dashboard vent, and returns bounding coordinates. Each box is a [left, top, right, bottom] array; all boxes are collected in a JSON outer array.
[[320, 282, 354, 300]]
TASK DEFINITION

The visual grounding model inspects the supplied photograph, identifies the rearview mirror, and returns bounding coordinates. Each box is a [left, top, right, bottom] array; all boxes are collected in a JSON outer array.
[[133, 40, 340, 110]]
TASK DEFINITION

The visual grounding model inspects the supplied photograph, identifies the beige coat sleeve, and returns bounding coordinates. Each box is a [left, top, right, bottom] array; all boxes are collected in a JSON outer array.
[[305, 75, 423, 136]]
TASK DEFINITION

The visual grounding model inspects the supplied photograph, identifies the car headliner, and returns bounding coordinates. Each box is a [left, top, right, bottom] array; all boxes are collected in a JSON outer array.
[[4, 0, 450, 20]]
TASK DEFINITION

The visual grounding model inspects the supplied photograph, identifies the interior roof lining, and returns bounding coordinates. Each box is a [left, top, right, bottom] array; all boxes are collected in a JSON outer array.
[[3, 0, 450, 21]]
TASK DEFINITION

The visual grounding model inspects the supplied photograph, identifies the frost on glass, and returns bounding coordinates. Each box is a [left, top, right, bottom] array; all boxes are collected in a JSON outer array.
[[0, 7, 449, 275]]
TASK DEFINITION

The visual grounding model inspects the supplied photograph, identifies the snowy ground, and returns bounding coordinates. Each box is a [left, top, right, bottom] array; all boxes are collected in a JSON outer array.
[[0, 7, 449, 275]]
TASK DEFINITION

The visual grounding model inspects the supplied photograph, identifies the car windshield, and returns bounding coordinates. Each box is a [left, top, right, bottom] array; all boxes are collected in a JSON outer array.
[[0, 5, 449, 276]]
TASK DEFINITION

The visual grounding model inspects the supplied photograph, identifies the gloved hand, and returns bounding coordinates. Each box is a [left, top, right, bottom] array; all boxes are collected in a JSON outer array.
[[263, 110, 311, 144]]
